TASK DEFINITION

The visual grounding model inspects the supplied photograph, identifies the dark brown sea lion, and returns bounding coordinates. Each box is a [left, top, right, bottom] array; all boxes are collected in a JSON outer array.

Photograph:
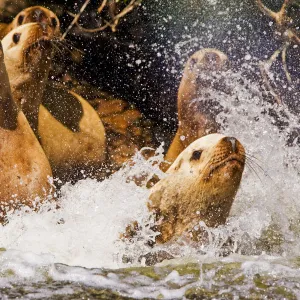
[[0, 40, 53, 214], [165, 49, 230, 168]]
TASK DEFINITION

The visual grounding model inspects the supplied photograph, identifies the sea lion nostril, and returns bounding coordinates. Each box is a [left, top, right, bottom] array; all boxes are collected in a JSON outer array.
[[224, 136, 237, 153], [33, 9, 45, 22]]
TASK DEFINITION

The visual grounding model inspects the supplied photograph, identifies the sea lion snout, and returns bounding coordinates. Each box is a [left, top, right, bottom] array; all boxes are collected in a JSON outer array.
[[32, 8, 45, 22], [11, 6, 61, 38], [217, 136, 245, 160], [203, 52, 222, 68]]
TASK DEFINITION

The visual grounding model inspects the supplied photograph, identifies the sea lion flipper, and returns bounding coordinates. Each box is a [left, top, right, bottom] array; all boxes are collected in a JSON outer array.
[[42, 82, 83, 132]]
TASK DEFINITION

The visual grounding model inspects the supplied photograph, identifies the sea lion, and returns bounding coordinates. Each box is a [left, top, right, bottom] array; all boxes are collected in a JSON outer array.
[[148, 133, 245, 244], [165, 49, 230, 168], [2, 22, 54, 135], [2, 23, 106, 182], [0, 6, 60, 39], [39, 82, 106, 182], [0, 40, 53, 214]]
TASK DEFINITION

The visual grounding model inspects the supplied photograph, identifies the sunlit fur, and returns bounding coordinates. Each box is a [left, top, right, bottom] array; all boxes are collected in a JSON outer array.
[[150, 133, 245, 244], [38, 91, 106, 182], [165, 49, 230, 168], [0, 42, 53, 214], [2, 23, 106, 182], [2, 23, 54, 135], [0, 6, 60, 39]]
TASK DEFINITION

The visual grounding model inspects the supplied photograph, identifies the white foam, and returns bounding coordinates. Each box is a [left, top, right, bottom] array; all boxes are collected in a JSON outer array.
[[0, 67, 299, 297]]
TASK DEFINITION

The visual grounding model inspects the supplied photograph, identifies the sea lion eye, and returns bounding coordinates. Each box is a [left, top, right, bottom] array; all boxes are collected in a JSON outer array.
[[13, 33, 21, 44], [17, 15, 24, 25], [51, 17, 58, 28], [190, 150, 202, 161]]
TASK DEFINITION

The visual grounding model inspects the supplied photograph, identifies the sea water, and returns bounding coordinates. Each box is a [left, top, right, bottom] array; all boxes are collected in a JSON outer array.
[[0, 69, 300, 298]]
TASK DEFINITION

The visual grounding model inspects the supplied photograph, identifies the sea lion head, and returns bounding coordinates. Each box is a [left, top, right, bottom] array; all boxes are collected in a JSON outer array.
[[168, 133, 245, 183], [10, 6, 60, 37], [149, 134, 246, 243], [2, 22, 54, 78], [186, 48, 229, 75], [175, 49, 231, 149], [180, 48, 230, 99]]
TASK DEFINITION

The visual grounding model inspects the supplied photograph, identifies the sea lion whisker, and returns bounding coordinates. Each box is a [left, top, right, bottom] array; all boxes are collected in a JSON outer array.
[[245, 160, 264, 184], [52, 43, 63, 56], [245, 152, 263, 163], [53, 40, 83, 60], [56, 39, 84, 55], [245, 155, 275, 183]]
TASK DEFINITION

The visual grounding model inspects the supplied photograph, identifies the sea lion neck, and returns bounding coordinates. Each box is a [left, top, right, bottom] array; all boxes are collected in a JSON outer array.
[[10, 72, 49, 135], [0, 51, 18, 130], [2, 23, 54, 136]]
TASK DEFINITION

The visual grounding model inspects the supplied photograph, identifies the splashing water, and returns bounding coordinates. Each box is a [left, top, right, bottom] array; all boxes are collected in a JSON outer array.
[[0, 67, 300, 298]]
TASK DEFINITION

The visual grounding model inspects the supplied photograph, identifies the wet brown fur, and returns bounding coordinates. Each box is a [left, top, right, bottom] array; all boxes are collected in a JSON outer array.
[[2, 22, 106, 182], [165, 49, 230, 169], [150, 134, 245, 243], [0, 41, 53, 213], [0, 6, 60, 40]]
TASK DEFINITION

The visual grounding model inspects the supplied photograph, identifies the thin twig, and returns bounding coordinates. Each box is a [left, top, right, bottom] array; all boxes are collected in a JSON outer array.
[[110, 0, 140, 32], [256, 0, 297, 98], [98, 0, 108, 13], [67, 12, 110, 32], [71, 0, 141, 33], [281, 43, 292, 83], [256, 0, 278, 20], [256, 0, 292, 24], [260, 63, 282, 105], [259, 47, 283, 105], [61, 0, 91, 40]]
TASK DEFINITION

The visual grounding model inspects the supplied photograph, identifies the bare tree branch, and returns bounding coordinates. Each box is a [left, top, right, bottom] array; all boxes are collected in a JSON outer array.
[[256, 0, 299, 102], [68, 0, 142, 34], [259, 48, 283, 105], [61, 0, 91, 40], [281, 43, 292, 83], [98, 0, 108, 13]]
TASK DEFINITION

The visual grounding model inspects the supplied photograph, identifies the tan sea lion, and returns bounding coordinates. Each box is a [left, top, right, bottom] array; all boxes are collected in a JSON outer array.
[[2, 22, 54, 135], [124, 133, 245, 245], [150, 133, 245, 243], [0, 41, 53, 214], [0, 6, 60, 39], [165, 49, 230, 168], [39, 82, 106, 182], [2, 23, 106, 182]]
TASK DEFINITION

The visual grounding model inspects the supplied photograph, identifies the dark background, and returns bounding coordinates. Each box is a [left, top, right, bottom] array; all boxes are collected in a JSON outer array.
[[1, 0, 299, 131]]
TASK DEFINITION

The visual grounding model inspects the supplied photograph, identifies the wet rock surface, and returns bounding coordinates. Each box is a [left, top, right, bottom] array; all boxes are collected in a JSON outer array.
[[1, 259, 300, 299]]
